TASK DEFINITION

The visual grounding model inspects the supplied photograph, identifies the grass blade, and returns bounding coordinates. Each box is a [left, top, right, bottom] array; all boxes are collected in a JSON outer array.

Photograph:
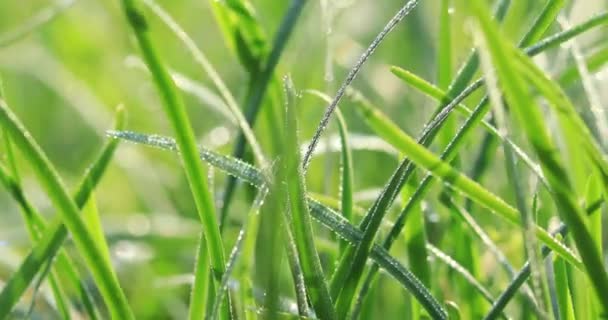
[[302, 0, 420, 170], [0, 100, 133, 318], [483, 199, 604, 319], [281, 77, 336, 319], [118, 2, 229, 317]]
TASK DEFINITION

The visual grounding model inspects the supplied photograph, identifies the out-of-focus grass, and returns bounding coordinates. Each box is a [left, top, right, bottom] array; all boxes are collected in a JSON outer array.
[[0, 0, 607, 319]]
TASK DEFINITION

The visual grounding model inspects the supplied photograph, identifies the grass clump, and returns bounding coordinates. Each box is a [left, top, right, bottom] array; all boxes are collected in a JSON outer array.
[[0, 0, 607, 319]]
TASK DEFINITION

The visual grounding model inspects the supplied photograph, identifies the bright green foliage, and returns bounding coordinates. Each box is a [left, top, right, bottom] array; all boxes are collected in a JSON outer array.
[[0, 1, 607, 319]]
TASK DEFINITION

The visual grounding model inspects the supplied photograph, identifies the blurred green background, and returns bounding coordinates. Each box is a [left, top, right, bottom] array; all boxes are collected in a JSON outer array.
[[0, 0, 606, 318]]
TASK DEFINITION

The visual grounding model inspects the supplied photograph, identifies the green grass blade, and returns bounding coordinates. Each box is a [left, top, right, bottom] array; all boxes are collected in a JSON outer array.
[[389, 66, 546, 184], [188, 231, 211, 320], [475, 25, 551, 316], [142, 0, 266, 168], [0, 106, 123, 319], [469, 0, 608, 310], [118, 2, 229, 318], [302, 0, 420, 170], [437, 0, 452, 90], [553, 250, 576, 320], [207, 0, 267, 74], [209, 189, 267, 319], [518, 0, 565, 47], [304, 89, 354, 255], [426, 244, 496, 306], [0, 101, 133, 318], [335, 109, 354, 255], [483, 199, 604, 319], [220, 0, 306, 228], [281, 77, 336, 319]]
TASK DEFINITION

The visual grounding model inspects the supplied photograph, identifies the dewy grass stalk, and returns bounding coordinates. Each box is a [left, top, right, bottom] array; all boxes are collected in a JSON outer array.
[[118, 0, 229, 318], [0, 101, 133, 319]]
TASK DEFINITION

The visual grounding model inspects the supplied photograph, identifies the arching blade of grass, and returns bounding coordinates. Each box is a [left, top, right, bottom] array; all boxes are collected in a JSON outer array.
[[0, 106, 124, 319], [302, 0, 420, 170], [513, 50, 608, 194], [0, 81, 96, 319], [220, 0, 306, 229], [303, 89, 353, 255], [0, 0, 76, 47], [281, 77, 336, 319], [336, 108, 354, 254], [426, 244, 496, 307], [0, 163, 72, 320], [209, 190, 267, 320], [0, 100, 133, 318], [108, 130, 447, 319], [118, 1, 229, 318], [351, 93, 581, 268], [469, 0, 608, 310], [440, 196, 540, 313], [553, 248, 576, 320], [389, 67, 545, 185], [142, 0, 266, 168], [206, 0, 268, 75], [484, 199, 604, 319], [475, 26, 550, 316]]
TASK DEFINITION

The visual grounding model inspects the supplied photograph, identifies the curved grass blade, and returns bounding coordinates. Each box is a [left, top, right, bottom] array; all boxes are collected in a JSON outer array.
[[469, 0, 608, 310], [0, 164, 72, 320], [142, 0, 266, 167], [0, 0, 76, 47], [380, 69, 548, 185], [484, 199, 604, 319], [281, 77, 336, 319], [118, 2, 229, 317], [0, 106, 125, 319], [0, 100, 133, 318], [335, 109, 354, 256], [220, 0, 307, 229], [518, 0, 565, 47], [209, 191, 267, 320], [351, 91, 581, 268], [207, 0, 268, 75], [188, 231, 211, 320], [302, 0, 420, 171], [475, 25, 550, 316], [303, 89, 353, 255], [553, 249, 576, 320], [108, 130, 447, 319], [0, 84, 96, 319], [426, 244, 496, 305]]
